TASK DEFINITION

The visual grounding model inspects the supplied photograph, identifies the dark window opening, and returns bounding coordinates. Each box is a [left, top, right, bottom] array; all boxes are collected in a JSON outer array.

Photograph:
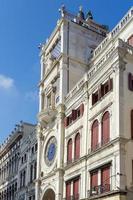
[[128, 73, 133, 91], [92, 78, 113, 106], [64, 104, 84, 128], [92, 91, 99, 105]]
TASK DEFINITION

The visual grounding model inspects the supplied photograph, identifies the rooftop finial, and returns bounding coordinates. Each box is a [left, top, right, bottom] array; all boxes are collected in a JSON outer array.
[[86, 10, 93, 21], [77, 5, 85, 20], [59, 5, 66, 17], [79, 5, 83, 12]]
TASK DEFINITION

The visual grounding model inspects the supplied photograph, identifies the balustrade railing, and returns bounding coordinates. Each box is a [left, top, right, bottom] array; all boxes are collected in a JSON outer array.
[[88, 184, 110, 197]]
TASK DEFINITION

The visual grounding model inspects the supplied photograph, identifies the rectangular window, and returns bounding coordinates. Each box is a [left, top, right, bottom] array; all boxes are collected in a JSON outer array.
[[104, 82, 109, 94], [72, 109, 77, 121], [64, 104, 84, 128], [31, 146, 34, 154], [101, 79, 113, 97], [51, 39, 61, 59], [128, 73, 133, 91], [30, 164, 33, 182], [92, 78, 113, 106], [35, 143, 38, 152], [24, 154, 27, 161], [101, 165, 110, 193], [34, 162, 37, 179], [66, 177, 80, 200], [23, 170, 26, 187], [92, 91, 99, 105], [21, 157, 23, 164], [90, 164, 111, 196]]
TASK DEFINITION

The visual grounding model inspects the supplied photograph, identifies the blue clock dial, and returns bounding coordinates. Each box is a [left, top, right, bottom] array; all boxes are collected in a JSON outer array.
[[47, 143, 56, 161], [45, 136, 57, 166]]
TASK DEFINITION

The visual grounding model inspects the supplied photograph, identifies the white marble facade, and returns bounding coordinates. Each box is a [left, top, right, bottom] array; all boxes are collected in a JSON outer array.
[[36, 6, 133, 200], [0, 122, 37, 200]]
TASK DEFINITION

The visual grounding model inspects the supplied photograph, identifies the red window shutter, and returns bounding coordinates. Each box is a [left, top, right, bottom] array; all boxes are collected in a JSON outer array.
[[66, 182, 71, 199], [67, 139, 72, 163], [80, 103, 84, 116], [128, 73, 133, 91], [91, 120, 99, 151], [72, 110, 77, 121], [64, 117, 67, 127], [64, 117, 69, 127], [73, 178, 79, 198], [101, 166, 110, 192], [74, 133, 80, 160], [131, 110, 133, 139], [101, 112, 110, 145], [91, 171, 98, 189]]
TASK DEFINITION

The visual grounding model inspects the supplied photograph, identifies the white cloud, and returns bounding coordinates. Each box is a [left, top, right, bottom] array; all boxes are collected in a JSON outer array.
[[0, 74, 14, 89]]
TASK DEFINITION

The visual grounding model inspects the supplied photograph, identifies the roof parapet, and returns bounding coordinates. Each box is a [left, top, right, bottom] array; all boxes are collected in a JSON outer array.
[[0, 121, 23, 152], [93, 7, 133, 58]]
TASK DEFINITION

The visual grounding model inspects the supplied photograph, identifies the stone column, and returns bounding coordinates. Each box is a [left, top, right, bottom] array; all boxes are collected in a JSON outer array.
[[56, 104, 65, 200], [59, 60, 68, 104], [35, 124, 43, 200]]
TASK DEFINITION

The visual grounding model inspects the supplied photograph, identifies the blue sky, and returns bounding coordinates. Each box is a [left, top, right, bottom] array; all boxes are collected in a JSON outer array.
[[0, 0, 132, 143]]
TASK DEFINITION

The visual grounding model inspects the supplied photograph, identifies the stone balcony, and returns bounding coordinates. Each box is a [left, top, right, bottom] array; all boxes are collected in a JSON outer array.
[[38, 107, 57, 124]]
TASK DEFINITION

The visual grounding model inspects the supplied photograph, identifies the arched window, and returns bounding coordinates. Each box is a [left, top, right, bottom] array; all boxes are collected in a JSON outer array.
[[30, 164, 33, 182], [91, 120, 99, 151], [67, 139, 72, 163], [101, 111, 110, 145], [74, 133, 80, 160], [34, 162, 37, 179]]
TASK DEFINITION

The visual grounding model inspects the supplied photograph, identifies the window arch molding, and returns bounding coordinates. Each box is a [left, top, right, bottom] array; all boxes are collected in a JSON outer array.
[[67, 138, 73, 163], [74, 132, 80, 160], [101, 111, 110, 145], [91, 119, 99, 151]]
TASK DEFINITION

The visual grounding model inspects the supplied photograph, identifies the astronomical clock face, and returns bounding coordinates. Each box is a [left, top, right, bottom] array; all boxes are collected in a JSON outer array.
[[45, 136, 57, 166]]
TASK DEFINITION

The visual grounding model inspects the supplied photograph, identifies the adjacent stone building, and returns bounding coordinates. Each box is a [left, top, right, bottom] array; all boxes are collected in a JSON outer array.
[[36, 6, 133, 200], [0, 122, 37, 200]]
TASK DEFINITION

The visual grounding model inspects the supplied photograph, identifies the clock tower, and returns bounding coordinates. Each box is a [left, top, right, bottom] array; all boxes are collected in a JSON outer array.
[[36, 6, 107, 200]]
